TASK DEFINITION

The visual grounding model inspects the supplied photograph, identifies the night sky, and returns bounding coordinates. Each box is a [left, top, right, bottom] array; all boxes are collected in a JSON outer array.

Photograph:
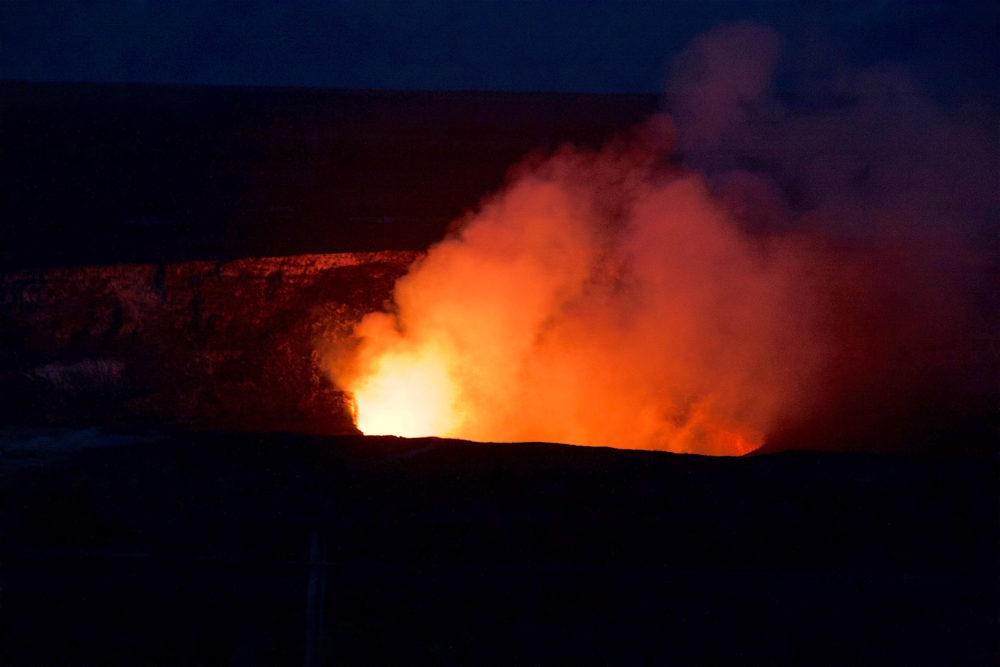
[[2, 0, 997, 99]]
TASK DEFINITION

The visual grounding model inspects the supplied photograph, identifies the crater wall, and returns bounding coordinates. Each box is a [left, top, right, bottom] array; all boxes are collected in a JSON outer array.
[[0, 252, 417, 432]]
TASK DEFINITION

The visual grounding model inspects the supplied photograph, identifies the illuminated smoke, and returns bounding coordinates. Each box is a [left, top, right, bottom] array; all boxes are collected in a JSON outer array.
[[329, 127, 821, 454], [325, 23, 997, 455]]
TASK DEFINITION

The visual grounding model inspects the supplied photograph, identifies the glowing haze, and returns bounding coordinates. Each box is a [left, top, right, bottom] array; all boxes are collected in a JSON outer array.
[[326, 24, 997, 455], [335, 131, 814, 454]]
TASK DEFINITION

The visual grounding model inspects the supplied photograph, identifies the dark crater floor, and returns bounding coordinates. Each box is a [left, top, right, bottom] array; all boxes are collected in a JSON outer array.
[[2, 429, 995, 665]]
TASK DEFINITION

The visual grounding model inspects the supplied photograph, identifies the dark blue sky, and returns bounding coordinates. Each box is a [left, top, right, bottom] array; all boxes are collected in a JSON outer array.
[[2, 1, 997, 96]]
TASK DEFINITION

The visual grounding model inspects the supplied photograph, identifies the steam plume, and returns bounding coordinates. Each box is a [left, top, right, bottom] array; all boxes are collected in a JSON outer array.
[[326, 23, 997, 454]]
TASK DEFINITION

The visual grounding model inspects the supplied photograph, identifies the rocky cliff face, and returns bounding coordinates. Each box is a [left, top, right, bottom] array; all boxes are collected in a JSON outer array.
[[0, 252, 418, 433]]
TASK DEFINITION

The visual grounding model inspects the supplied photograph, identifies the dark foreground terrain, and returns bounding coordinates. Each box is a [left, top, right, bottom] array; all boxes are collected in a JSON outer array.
[[2, 429, 995, 665]]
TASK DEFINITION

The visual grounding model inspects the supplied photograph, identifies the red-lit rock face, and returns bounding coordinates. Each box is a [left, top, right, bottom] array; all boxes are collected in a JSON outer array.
[[0, 252, 417, 433]]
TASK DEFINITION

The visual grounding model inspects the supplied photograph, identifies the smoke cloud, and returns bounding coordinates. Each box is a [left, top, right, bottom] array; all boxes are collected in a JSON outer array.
[[326, 23, 997, 455]]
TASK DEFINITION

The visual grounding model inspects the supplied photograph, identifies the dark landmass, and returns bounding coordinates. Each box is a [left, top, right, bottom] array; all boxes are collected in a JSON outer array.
[[1, 430, 995, 665], [1, 80, 657, 269]]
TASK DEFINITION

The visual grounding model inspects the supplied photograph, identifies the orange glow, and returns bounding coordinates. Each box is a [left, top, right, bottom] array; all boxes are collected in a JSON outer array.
[[318, 22, 995, 457], [337, 309, 468, 438], [351, 345, 459, 438], [324, 124, 825, 455]]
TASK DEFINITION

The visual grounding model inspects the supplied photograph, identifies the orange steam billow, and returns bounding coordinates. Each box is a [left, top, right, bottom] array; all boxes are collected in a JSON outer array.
[[326, 124, 826, 456], [320, 23, 996, 456]]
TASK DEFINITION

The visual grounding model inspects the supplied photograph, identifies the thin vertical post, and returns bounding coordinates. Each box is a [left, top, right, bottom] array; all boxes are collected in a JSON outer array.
[[305, 529, 327, 667]]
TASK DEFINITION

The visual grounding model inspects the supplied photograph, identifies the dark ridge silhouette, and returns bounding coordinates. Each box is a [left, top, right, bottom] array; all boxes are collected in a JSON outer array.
[[0, 80, 657, 269]]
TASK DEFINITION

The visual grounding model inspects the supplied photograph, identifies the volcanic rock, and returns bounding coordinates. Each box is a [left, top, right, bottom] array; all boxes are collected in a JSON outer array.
[[0, 252, 417, 432]]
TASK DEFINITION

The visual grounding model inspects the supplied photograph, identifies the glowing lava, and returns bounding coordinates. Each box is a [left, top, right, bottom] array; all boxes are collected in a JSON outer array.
[[350, 344, 460, 437]]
